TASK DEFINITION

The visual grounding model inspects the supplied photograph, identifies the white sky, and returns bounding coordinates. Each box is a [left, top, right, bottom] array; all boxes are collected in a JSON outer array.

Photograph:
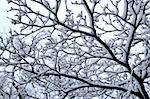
[[0, 0, 11, 34]]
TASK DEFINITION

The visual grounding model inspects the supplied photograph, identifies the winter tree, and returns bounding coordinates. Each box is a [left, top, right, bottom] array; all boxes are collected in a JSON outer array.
[[0, 0, 150, 98]]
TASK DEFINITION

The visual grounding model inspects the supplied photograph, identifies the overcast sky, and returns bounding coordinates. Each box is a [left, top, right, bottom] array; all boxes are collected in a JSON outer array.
[[0, 0, 11, 34]]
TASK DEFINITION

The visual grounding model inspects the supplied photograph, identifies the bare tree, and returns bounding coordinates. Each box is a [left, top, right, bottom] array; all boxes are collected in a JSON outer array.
[[1, 0, 150, 98]]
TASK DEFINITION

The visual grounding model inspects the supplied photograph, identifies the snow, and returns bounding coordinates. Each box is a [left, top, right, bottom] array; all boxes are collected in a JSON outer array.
[[135, 0, 142, 14], [122, 0, 127, 19], [136, 10, 144, 26]]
